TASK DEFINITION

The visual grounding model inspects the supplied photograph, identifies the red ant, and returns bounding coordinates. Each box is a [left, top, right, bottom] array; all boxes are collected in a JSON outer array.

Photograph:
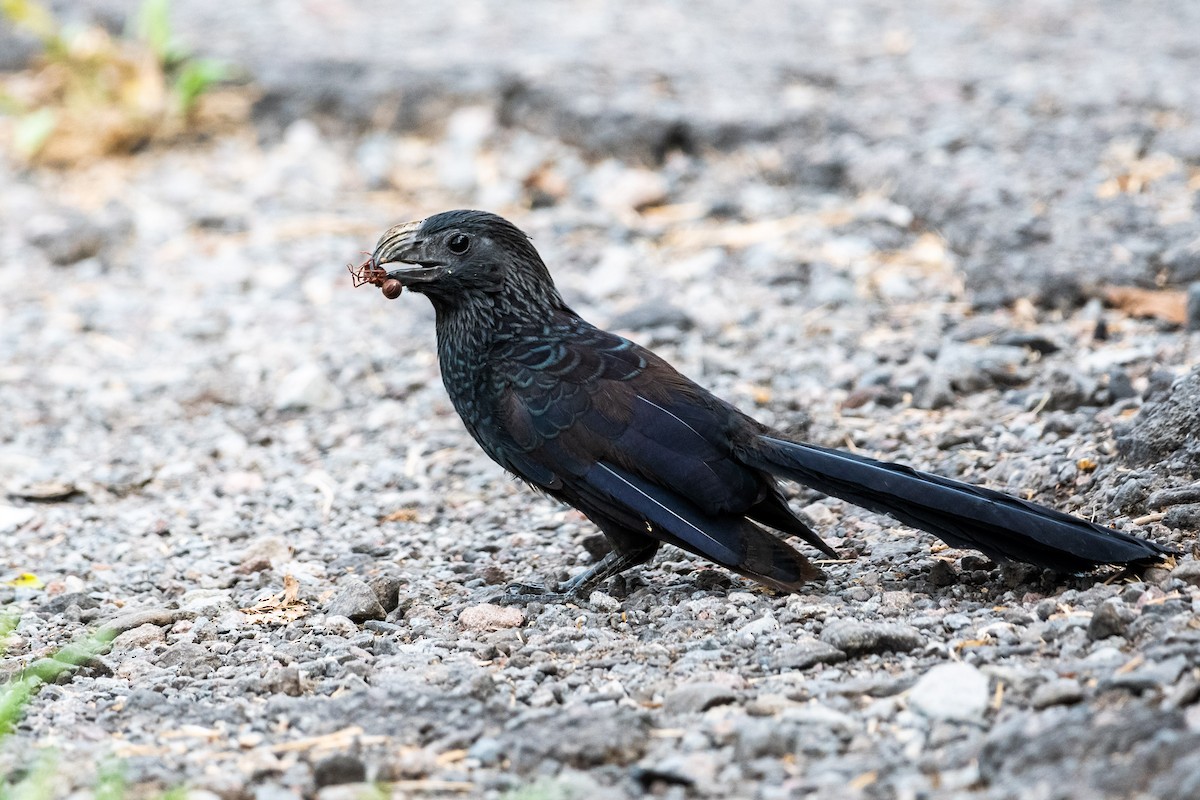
[[347, 252, 402, 298]]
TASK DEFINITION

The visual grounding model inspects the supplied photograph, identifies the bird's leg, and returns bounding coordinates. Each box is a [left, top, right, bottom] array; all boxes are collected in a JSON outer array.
[[497, 542, 658, 605]]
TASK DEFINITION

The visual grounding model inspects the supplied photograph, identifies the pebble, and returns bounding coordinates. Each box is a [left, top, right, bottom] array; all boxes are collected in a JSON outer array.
[[1087, 601, 1130, 640], [820, 621, 924, 656], [273, 364, 345, 411], [929, 560, 958, 587], [738, 612, 780, 637], [321, 615, 359, 637], [502, 707, 649, 771], [24, 207, 109, 265], [0, 505, 34, 535], [368, 575, 405, 613], [769, 637, 846, 670], [111, 623, 167, 650], [156, 642, 219, 676], [312, 753, 367, 787], [916, 342, 1028, 409], [238, 536, 292, 571], [596, 166, 669, 214], [637, 753, 717, 789], [1030, 678, 1084, 709], [326, 579, 386, 622], [607, 301, 694, 332], [458, 603, 525, 631], [1104, 655, 1189, 693], [1188, 283, 1200, 331], [663, 682, 738, 714], [1168, 560, 1200, 587], [908, 662, 990, 722], [587, 590, 621, 612], [467, 736, 504, 766]]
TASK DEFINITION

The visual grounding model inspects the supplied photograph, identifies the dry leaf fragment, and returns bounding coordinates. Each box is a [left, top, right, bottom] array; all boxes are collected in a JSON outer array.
[[1101, 286, 1186, 325]]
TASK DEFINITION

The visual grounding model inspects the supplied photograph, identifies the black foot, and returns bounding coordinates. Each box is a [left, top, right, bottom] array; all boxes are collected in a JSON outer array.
[[492, 582, 577, 606]]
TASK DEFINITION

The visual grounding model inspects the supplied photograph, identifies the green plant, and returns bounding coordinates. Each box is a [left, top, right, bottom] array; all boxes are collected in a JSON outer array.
[[134, 0, 228, 114], [0, 0, 231, 162], [0, 614, 166, 799]]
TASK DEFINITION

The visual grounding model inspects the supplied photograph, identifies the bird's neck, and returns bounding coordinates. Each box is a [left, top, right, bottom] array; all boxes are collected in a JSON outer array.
[[431, 288, 564, 362], [433, 296, 499, 380], [431, 290, 564, 428]]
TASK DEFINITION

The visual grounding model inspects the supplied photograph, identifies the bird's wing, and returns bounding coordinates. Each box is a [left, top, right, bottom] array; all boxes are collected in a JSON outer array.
[[491, 319, 763, 516]]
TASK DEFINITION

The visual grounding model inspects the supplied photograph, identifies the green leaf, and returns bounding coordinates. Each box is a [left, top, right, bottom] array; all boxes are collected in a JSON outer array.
[[135, 0, 181, 64], [172, 58, 226, 113]]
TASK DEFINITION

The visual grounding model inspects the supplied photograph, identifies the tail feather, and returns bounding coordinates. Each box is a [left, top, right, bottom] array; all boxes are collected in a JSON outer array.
[[585, 461, 822, 591], [739, 436, 1173, 572]]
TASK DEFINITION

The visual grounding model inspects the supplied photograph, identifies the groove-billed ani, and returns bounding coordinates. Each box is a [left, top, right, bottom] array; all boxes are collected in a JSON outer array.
[[364, 210, 1171, 601]]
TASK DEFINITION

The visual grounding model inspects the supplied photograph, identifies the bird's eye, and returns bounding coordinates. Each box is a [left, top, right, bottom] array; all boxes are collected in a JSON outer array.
[[447, 233, 471, 254]]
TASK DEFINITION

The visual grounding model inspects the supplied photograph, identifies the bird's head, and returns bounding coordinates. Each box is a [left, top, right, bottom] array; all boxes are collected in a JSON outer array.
[[369, 210, 563, 311]]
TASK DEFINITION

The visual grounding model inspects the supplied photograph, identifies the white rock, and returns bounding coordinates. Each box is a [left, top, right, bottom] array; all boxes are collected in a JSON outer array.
[[273, 364, 344, 411], [0, 505, 34, 534], [739, 612, 780, 637], [180, 589, 236, 616], [588, 591, 621, 612], [458, 603, 524, 631], [908, 662, 990, 722], [322, 614, 358, 637], [111, 623, 166, 651], [597, 166, 669, 214]]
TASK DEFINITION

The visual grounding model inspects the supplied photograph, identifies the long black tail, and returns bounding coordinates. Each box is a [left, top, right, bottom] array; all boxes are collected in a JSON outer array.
[[738, 436, 1173, 572]]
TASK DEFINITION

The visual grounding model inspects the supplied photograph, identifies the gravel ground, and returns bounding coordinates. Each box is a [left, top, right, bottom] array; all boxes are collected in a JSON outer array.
[[2, 3, 1200, 800]]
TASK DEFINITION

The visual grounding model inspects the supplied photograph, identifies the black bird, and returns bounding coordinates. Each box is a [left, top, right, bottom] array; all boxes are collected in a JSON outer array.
[[366, 210, 1171, 600]]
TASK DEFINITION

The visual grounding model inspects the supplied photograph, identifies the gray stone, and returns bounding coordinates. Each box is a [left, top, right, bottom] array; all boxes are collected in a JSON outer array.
[[157, 643, 219, 676], [1165, 242, 1200, 283], [326, 579, 386, 623], [1164, 504, 1200, 530], [662, 682, 737, 715], [732, 717, 798, 760], [368, 575, 405, 613], [1188, 283, 1200, 331], [820, 621, 923, 656], [636, 753, 717, 789], [25, 207, 109, 265], [1104, 655, 1189, 693], [467, 736, 504, 766], [608, 301, 694, 332], [1146, 486, 1200, 510], [312, 753, 367, 787], [1168, 560, 1200, 587], [1030, 678, 1084, 709], [111, 623, 167, 651], [502, 706, 650, 773], [929, 560, 958, 587], [41, 591, 100, 614], [916, 343, 1029, 409], [1087, 601, 1130, 640], [322, 615, 358, 637], [769, 637, 847, 670], [1116, 367, 1200, 470]]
